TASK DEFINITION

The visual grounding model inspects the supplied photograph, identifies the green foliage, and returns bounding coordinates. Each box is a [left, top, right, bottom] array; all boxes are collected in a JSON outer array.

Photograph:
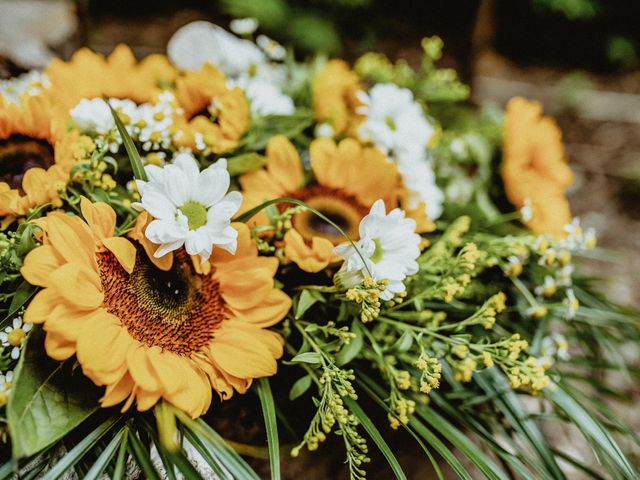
[[532, 0, 601, 20], [7, 328, 100, 458], [355, 36, 470, 104]]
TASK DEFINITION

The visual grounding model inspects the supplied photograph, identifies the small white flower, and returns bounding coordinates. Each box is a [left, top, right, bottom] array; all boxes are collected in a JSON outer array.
[[564, 289, 579, 319], [230, 17, 259, 36], [0, 317, 32, 360], [70, 98, 117, 135], [133, 152, 242, 263], [314, 122, 335, 139], [540, 333, 570, 366], [335, 200, 421, 300], [0, 370, 13, 390], [535, 275, 557, 298], [232, 77, 295, 116], [0, 71, 50, 103], [396, 157, 444, 220], [520, 198, 533, 222], [257, 35, 286, 61], [449, 138, 467, 159]]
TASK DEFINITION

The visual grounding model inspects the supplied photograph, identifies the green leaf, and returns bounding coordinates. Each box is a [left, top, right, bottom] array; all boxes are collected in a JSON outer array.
[[226, 153, 266, 176], [175, 410, 260, 480], [288, 375, 312, 401], [7, 327, 100, 458], [41, 417, 119, 480], [294, 289, 325, 320], [238, 111, 312, 152], [128, 430, 161, 480], [391, 330, 413, 352], [107, 100, 147, 182], [335, 320, 364, 366], [6, 282, 36, 320], [344, 397, 407, 480], [84, 427, 127, 480], [546, 384, 639, 479], [290, 352, 322, 364], [256, 378, 280, 480], [475, 369, 564, 479]]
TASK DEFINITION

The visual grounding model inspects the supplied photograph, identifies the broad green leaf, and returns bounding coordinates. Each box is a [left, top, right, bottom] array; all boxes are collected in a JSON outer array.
[[226, 153, 266, 176], [288, 375, 312, 401], [7, 327, 100, 458], [344, 397, 407, 480], [107, 101, 147, 182], [256, 378, 280, 480], [6, 282, 36, 321], [290, 352, 322, 364], [392, 330, 413, 352], [294, 289, 325, 320], [238, 111, 313, 152]]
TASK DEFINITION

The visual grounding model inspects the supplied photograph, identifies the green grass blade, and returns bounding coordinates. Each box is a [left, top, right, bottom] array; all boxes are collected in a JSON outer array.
[[183, 429, 230, 479], [256, 378, 280, 480], [475, 369, 564, 479], [83, 426, 127, 480], [127, 429, 161, 480], [343, 397, 407, 480], [175, 410, 260, 480], [41, 417, 119, 480], [112, 428, 129, 480], [414, 404, 510, 480], [106, 100, 147, 182], [545, 384, 639, 479], [0, 460, 14, 480]]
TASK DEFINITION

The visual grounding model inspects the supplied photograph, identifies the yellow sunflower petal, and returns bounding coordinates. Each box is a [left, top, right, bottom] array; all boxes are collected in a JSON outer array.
[[20, 245, 64, 287], [102, 237, 136, 274], [266, 135, 304, 192], [80, 197, 116, 241], [237, 289, 292, 327], [23, 288, 62, 324], [208, 323, 283, 379], [44, 329, 76, 360], [49, 262, 103, 310], [101, 373, 135, 408], [283, 228, 337, 273]]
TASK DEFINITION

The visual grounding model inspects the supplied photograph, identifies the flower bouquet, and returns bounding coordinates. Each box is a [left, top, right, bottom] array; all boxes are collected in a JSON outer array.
[[0, 20, 638, 479]]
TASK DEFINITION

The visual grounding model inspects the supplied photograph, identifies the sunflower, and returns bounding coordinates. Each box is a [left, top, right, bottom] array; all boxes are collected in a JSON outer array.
[[20, 198, 291, 417], [0, 94, 94, 218], [173, 64, 249, 154], [239, 135, 433, 273], [45, 44, 178, 113], [312, 59, 363, 137], [502, 97, 574, 238]]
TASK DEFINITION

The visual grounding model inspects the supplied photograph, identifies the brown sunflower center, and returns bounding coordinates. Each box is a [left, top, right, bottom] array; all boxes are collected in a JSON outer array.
[[96, 248, 229, 356], [0, 135, 54, 190], [285, 185, 369, 245]]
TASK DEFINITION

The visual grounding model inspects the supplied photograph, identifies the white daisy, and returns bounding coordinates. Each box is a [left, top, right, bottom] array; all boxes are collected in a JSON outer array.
[[357, 83, 435, 159], [134, 152, 242, 263], [231, 76, 295, 116], [396, 157, 444, 220], [0, 317, 33, 360], [335, 200, 421, 300], [0, 70, 50, 104]]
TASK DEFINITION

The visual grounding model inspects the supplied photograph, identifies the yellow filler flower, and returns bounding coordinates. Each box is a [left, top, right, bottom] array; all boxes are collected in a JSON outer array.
[[21, 198, 291, 418]]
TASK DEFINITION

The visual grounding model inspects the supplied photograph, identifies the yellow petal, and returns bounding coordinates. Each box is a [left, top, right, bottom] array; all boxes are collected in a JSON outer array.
[[283, 229, 336, 273], [235, 289, 292, 327], [49, 263, 103, 310], [80, 197, 116, 241], [266, 135, 304, 192], [44, 330, 76, 360], [20, 245, 64, 287], [23, 288, 61, 324], [102, 237, 136, 273], [101, 373, 134, 408]]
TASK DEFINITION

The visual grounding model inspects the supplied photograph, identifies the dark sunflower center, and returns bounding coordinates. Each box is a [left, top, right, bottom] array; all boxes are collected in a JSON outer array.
[[0, 135, 54, 190], [96, 247, 229, 356], [284, 185, 369, 245]]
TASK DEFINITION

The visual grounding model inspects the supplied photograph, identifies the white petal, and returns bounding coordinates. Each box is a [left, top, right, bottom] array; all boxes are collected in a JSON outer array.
[[154, 240, 184, 258], [194, 165, 230, 207]]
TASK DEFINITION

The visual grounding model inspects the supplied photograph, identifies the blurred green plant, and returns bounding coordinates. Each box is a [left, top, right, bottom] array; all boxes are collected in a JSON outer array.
[[532, 0, 601, 20], [606, 35, 639, 69]]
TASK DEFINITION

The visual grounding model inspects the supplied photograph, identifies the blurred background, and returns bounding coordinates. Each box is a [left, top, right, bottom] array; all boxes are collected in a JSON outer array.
[[1, 1, 638, 477], [2, 0, 637, 310]]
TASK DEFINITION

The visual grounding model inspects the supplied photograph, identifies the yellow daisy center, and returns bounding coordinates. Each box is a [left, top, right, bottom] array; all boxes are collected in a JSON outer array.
[[0, 392, 7, 407], [97, 248, 229, 356], [0, 135, 54, 190], [178, 201, 208, 230], [370, 239, 384, 264], [7, 328, 26, 347]]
